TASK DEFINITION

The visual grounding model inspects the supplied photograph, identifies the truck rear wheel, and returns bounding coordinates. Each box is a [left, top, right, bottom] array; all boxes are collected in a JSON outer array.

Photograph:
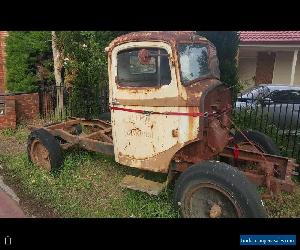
[[233, 130, 280, 156], [27, 129, 63, 172], [174, 161, 267, 218]]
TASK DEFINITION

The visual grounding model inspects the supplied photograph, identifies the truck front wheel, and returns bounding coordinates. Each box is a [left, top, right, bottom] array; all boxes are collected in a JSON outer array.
[[174, 161, 267, 218]]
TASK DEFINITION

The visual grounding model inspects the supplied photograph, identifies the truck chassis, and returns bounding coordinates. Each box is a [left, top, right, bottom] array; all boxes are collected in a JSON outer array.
[[29, 117, 298, 199], [26, 31, 300, 218]]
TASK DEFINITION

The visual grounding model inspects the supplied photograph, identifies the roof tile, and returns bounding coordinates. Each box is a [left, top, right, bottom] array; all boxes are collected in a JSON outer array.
[[239, 31, 300, 43]]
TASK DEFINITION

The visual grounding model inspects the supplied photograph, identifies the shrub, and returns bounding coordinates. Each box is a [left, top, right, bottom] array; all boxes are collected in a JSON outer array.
[[5, 31, 54, 93], [197, 31, 241, 98], [56, 31, 127, 118]]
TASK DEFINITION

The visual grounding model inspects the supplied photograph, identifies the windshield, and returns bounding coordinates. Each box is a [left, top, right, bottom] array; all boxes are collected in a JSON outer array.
[[178, 43, 210, 85]]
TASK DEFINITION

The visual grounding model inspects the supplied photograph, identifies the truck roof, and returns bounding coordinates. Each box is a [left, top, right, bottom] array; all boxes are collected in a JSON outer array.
[[107, 31, 209, 51]]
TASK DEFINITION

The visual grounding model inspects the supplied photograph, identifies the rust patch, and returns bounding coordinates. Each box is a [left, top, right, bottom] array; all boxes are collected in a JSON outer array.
[[207, 119, 231, 153], [172, 128, 179, 137], [174, 139, 215, 165], [185, 79, 222, 106], [210, 204, 222, 218]]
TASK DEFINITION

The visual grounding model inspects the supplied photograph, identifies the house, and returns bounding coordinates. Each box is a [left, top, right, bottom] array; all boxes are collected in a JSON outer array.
[[238, 31, 300, 88]]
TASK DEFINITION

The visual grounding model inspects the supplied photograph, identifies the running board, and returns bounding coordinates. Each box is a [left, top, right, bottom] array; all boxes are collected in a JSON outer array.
[[120, 175, 165, 196]]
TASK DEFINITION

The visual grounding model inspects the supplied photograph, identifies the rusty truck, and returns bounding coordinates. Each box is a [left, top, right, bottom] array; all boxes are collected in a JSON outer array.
[[27, 31, 298, 218]]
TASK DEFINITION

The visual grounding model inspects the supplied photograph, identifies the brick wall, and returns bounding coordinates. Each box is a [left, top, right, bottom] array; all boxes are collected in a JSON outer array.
[[255, 52, 276, 85], [0, 31, 8, 93], [14, 93, 39, 122], [0, 95, 16, 129], [0, 93, 39, 129]]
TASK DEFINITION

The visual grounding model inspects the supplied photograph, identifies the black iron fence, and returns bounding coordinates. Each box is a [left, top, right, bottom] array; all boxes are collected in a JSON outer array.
[[232, 92, 300, 162], [38, 84, 109, 122]]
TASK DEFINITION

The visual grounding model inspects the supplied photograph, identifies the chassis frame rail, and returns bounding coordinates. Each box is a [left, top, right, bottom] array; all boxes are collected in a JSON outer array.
[[220, 146, 298, 197], [29, 118, 114, 156]]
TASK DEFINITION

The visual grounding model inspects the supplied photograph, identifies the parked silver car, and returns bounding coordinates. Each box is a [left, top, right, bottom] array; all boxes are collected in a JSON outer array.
[[235, 84, 300, 131]]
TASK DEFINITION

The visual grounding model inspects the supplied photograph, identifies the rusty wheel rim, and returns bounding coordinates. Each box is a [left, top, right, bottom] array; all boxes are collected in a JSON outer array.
[[30, 139, 51, 171], [183, 183, 242, 218]]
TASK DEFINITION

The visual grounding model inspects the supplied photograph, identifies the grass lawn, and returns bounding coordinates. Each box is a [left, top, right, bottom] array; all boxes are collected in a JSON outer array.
[[0, 126, 300, 218], [0, 127, 178, 218]]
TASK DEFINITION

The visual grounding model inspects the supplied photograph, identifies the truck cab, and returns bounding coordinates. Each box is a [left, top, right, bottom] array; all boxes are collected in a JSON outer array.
[[107, 31, 232, 173]]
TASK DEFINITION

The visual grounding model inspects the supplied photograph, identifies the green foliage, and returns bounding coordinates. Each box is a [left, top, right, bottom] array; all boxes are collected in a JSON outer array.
[[56, 31, 127, 118], [197, 31, 241, 98], [5, 31, 54, 93], [0, 126, 29, 142], [0, 128, 15, 137]]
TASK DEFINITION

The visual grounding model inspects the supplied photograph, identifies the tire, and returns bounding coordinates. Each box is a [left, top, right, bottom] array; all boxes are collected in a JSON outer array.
[[98, 112, 111, 122], [233, 130, 280, 155], [27, 129, 63, 171], [174, 161, 267, 218]]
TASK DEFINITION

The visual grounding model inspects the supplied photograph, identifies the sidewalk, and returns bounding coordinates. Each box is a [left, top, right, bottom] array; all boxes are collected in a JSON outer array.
[[0, 191, 25, 218], [0, 176, 25, 218]]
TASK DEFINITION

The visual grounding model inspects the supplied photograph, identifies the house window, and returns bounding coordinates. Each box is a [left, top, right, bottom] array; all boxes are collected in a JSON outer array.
[[117, 48, 171, 87]]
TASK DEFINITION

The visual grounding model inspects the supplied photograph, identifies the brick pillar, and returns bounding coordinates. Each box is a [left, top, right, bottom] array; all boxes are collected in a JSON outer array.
[[255, 52, 276, 85], [0, 95, 16, 129], [0, 31, 8, 93]]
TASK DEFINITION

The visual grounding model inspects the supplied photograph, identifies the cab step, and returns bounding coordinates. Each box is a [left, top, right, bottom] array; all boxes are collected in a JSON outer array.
[[120, 175, 165, 196]]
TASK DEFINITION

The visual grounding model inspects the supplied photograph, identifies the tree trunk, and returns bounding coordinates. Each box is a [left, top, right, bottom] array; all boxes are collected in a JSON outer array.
[[51, 31, 64, 118]]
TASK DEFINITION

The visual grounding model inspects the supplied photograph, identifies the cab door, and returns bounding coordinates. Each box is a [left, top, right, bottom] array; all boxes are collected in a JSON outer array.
[[109, 42, 181, 171]]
